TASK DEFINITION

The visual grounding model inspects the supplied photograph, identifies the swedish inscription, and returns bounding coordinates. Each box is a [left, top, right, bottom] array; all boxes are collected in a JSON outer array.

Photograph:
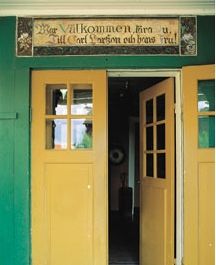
[[33, 19, 179, 47], [16, 17, 197, 56]]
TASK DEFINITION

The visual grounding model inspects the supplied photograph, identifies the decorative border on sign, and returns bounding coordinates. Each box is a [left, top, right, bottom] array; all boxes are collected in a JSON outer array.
[[180, 16, 197, 56], [16, 16, 197, 57], [33, 45, 179, 56], [17, 17, 33, 56]]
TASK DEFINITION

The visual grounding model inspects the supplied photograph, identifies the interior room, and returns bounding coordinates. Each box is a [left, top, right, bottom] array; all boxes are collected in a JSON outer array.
[[108, 76, 166, 265]]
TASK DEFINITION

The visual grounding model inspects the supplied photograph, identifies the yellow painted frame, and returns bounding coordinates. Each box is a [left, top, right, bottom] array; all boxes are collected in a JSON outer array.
[[109, 69, 183, 265]]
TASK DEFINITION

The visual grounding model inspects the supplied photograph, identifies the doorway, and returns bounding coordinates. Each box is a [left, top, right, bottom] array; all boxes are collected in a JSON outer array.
[[108, 75, 177, 265], [31, 69, 183, 265]]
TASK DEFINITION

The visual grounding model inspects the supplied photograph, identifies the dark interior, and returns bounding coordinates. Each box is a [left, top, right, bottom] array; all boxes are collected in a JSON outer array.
[[108, 76, 166, 265]]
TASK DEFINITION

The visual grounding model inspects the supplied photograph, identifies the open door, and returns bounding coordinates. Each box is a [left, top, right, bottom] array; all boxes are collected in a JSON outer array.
[[140, 78, 175, 265], [183, 65, 215, 265], [31, 70, 107, 265]]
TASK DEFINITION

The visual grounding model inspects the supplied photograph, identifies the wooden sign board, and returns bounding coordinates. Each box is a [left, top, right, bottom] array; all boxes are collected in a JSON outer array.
[[17, 17, 197, 56]]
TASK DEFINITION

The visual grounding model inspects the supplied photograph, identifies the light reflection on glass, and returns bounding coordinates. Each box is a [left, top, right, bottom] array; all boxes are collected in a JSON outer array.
[[198, 116, 215, 148], [71, 119, 93, 149], [55, 89, 67, 115], [46, 119, 67, 150], [46, 85, 67, 115], [71, 86, 93, 115], [198, 80, 215, 112]]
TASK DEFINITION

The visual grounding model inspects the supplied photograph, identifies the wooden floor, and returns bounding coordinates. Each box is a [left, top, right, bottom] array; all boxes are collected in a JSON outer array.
[[109, 211, 139, 265]]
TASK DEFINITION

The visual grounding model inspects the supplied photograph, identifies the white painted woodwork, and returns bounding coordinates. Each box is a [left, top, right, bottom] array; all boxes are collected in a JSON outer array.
[[0, 0, 214, 16]]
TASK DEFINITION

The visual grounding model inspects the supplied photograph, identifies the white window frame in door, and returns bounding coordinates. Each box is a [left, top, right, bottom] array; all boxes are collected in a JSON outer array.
[[108, 69, 183, 265]]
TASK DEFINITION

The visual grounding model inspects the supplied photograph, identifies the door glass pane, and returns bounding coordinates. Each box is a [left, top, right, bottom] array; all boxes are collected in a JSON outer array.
[[46, 84, 67, 115], [146, 99, 153, 124], [146, 154, 154, 177], [71, 85, 93, 115], [156, 94, 165, 121], [146, 126, 153, 150], [157, 124, 165, 150], [198, 80, 215, 112], [157, 153, 166, 179], [46, 119, 67, 149], [71, 119, 93, 149], [198, 116, 215, 148]]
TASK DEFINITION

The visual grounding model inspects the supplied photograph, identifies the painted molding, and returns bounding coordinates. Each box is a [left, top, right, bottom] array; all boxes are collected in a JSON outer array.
[[0, 1, 214, 16]]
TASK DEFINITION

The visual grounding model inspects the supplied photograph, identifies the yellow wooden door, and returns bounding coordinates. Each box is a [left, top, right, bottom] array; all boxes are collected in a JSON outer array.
[[31, 70, 108, 265], [183, 65, 215, 265], [140, 78, 175, 265]]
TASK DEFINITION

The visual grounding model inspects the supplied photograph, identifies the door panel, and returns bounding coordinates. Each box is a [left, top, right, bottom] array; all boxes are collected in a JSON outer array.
[[45, 164, 93, 265], [140, 78, 175, 265], [140, 186, 167, 264], [183, 65, 215, 265], [32, 70, 107, 265], [198, 163, 214, 265]]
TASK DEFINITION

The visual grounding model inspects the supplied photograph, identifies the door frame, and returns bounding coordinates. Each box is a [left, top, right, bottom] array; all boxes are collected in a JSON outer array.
[[108, 69, 183, 265]]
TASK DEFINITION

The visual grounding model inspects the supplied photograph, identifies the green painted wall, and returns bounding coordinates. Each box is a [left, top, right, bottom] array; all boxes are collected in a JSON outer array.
[[0, 16, 214, 265]]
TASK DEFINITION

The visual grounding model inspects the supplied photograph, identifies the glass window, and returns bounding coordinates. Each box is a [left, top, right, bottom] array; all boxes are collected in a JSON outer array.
[[157, 153, 166, 179], [146, 99, 153, 124], [198, 116, 215, 148], [71, 119, 93, 149], [157, 124, 165, 150], [146, 126, 153, 150], [46, 119, 67, 150], [146, 154, 154, 177], [71, 85, 93, 115], [198, 80, 215, 112], [46, 85, 67, 115], [156, 94, 165, 121]]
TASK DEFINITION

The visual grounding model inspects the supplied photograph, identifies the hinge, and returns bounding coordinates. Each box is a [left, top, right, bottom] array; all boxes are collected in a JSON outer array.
[[0, 112, 18, 120], [181, 257, 184, 265], [174, 103, 177, 114], [174, 103, 184, 121]]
